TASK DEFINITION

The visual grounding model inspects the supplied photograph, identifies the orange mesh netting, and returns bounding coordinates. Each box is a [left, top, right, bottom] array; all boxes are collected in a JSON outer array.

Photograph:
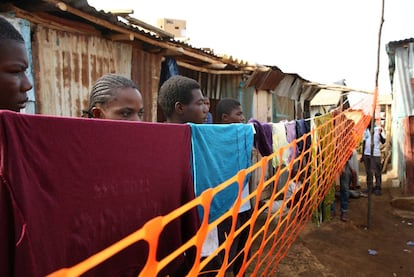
[[47, 107, 373, 277]]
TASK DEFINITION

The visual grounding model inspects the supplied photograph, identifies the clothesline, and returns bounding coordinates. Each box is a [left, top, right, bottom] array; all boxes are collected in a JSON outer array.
[[248, 105, 359, 125], [304, 82, 375, 95]]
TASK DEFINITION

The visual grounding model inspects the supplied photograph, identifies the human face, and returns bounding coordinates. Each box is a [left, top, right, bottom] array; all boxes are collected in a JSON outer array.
[[93, 87, 144, 121], [182, 89, 208, 124], [0, 40, 32, 112], [223, 105, 245, 123]]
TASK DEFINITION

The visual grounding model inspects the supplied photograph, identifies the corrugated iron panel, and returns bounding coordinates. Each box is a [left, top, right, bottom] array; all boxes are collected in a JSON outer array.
[[33, 25, 132, 116], [245, 70, 267, 89], [240, 85, 254, 121], [301, 85, 320, 102], [272, 75, 296, 98], [176, 68, 243, 101], [258, 69, 285, 91], [288, 78, 303, 101], [131, 48, 162, 122], [220, 75, 242, 100], [245, 68, 285, 91], [272, 74, 307, 101]]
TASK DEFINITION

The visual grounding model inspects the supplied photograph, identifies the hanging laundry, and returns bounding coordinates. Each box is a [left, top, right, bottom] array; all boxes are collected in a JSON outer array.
[[296, 119, 311, 158], [285, 120, 297, 162], [247, 118, 273, 157], [189, 123, 254, 223], [271, 122, 290, 167], [295, 119, 312, 177], [312, 113, 336, 223], [0, 111, 199, 277]]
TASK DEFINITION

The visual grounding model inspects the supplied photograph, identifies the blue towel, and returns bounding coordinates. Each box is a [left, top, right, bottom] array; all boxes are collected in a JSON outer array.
[[189, 123, 254, 223]]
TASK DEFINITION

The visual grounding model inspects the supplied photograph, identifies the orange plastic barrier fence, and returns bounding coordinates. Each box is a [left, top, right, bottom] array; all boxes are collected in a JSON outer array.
[[48, 109, 371, 277]]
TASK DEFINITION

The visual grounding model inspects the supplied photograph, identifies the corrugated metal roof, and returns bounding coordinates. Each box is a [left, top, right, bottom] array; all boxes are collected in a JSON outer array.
[[244, 67, 286, 91], [59, 0, 255, 68], [301, 85, 321, 102], [259, 69, 285, 91], [386, 37, 414, 90], [5, 0, 331, 106], [387, 38, 414, 50], [8, 0, 252, 72], [244, 67, 317, 101]]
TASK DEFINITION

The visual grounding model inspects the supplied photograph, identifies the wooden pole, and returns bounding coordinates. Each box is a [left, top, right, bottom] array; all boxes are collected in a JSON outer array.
[[367, 0, 385, 229]]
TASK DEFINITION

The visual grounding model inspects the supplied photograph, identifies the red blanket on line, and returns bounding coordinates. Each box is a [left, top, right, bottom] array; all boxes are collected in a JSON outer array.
[[0, 111, 199, 277]]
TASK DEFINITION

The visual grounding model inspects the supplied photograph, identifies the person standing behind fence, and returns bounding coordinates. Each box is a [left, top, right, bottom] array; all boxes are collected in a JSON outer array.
[[360, 123, 386, 195], [204, 96, 214, 123], [0, 16, 33, 112], [339, 153, 356, 222], [216, 98, 245, 124], [216, 98, 250, 277], [158, 75, 211, 275], [83, 74, 144, 121], [158, 75, 208, 124]]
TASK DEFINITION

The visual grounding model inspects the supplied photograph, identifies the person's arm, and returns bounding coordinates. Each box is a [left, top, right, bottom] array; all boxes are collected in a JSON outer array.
[[348, 160, 357, 189], [379, 128, 386, 144], [360, 140, 365, 162]]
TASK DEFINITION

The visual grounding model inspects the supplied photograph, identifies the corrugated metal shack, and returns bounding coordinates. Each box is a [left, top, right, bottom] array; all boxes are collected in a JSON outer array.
[[386, 37, 414, 194], [1, 0, 324, 123], [0, 0, 254, 122], [244, 66, 320, 122]]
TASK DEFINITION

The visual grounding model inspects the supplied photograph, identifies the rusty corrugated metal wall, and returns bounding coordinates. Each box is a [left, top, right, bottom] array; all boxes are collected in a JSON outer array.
[[131, 49, 162, 122], [32, 25, 132, 117], [178, 68, 243, 101]]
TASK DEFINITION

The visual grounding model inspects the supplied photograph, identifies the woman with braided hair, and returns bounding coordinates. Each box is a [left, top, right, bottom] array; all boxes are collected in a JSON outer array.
[[83, 74, 144, 121]]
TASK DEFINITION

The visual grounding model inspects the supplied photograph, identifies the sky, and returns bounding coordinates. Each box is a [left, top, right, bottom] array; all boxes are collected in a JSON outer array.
[[88, 0, 413, 95]]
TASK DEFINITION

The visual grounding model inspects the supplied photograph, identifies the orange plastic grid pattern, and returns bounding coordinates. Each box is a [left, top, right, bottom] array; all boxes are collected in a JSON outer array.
[[47, 109, 372, 277]]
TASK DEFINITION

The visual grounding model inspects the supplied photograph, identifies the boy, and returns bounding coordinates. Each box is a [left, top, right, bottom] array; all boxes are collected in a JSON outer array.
[[0, 16, 32, 111], [203, 96, 213, 123], [216, 98, 245, 123], [216, 97, 250, 276], [361, 123, 386, 195], [158, 75, 208, 124], [158, 75, 211, 275]]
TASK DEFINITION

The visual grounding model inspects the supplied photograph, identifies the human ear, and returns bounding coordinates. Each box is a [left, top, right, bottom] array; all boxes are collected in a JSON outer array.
[[91, 107, 105, 119], [222, 113, 229, 123], [175, 102, 185, 115]]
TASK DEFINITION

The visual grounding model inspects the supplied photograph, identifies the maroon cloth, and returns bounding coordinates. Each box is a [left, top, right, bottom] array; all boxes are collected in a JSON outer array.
[[0, 111, 199, 277]]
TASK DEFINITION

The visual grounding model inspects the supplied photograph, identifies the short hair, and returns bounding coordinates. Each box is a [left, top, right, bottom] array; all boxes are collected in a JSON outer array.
[[216, 98, 241, 122], [0, 16, 24, 42], [158, 75, 201, 118], [83, 74, 138, 117]]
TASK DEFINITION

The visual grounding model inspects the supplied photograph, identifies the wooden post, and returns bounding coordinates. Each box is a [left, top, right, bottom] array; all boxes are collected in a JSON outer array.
[[367, 0, 385, 229]]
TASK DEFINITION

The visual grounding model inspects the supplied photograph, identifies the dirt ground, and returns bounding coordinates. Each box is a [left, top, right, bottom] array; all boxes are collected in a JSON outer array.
[[274, 171, 414, 277]]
